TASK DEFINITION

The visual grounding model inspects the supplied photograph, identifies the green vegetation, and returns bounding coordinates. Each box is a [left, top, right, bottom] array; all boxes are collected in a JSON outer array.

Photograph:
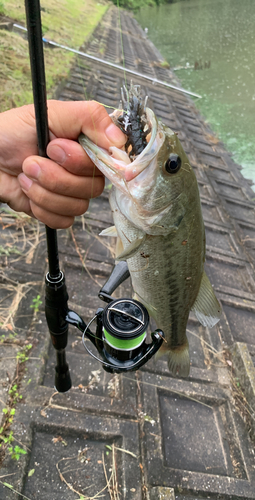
[[30, 294, 42, 314], [16, 343, 32, 363], [0, 343, 34, 463], [0, 429, 27, 461], [110, 0, 166, 10], [0, 0, 108, 111], [0, 380, 27, 461], [8, 384, 22, 404]]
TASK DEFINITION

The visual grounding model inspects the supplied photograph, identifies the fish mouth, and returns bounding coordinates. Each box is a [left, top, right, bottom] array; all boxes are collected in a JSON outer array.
[[79, 108, 164, 185]]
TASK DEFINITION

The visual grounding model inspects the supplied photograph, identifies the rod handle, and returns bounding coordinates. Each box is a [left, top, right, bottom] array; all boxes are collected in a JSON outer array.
[[54, 349, 71, 393]]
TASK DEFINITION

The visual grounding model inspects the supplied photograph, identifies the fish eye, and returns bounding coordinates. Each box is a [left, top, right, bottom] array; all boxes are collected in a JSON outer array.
[[165, 154, 182, 174]]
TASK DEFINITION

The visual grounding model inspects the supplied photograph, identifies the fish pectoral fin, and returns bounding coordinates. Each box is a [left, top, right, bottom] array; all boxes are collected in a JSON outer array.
[[99, 226, 118, 237], [116, 235, 146, 260], [191, 271, 222, 328], [116, 237, 124, 259]]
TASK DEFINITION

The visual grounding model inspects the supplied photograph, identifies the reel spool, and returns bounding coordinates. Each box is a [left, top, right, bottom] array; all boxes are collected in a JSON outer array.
[[81, 297, 164, 373], [102, 299, 149, 361]]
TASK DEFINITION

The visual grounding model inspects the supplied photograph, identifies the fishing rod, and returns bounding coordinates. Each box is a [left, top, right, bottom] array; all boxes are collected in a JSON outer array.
[[24, 0, 164, 391], [24, 0, 71, 392], [14, 22, 202, 99]]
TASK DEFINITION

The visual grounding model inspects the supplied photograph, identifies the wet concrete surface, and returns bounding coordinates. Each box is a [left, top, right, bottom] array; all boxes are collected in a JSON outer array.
[[1, 5, 255, 499]]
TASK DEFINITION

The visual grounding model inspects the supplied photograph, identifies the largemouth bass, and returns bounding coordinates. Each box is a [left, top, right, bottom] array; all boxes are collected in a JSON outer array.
[[79, 84, 221, 377]]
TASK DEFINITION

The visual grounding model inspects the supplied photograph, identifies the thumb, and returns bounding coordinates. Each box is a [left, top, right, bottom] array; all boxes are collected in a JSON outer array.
[[47, 100, 126, 149]]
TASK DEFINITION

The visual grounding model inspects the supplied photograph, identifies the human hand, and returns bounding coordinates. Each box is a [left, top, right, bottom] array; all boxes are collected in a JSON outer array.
[[0, 100, 125, 228]]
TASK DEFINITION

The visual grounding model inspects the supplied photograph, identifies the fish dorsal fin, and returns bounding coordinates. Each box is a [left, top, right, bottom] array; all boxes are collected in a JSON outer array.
[[116, 235, 146, 260], [191, 271, 222, 328], [99, 226, 118, 237]]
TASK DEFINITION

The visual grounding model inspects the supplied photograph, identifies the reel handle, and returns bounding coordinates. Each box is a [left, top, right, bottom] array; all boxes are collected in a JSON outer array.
[[98, 261, 130, 303]]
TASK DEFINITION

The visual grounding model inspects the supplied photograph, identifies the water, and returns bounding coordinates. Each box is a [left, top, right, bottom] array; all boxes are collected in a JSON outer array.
[[135, 0, 255, 188]]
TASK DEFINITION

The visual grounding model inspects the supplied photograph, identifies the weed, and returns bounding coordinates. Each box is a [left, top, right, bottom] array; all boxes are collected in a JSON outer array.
[[111, 0, 164, 9], [9, 384, 22, 404], [0, 245, 21, 256], [1, 332, 17, 342], [30, 294, 42, 314], [160, 60, 170, 68], [0, 364, 28, 463], [16, 344, 32, 363], [0, 417, 27, 461]]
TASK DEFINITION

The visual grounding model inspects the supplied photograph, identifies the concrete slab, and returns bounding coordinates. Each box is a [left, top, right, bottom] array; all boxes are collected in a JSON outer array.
[[150, 486, 175, 500]]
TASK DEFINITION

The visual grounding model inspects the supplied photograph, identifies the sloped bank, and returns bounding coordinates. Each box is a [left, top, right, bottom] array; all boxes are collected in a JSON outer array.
[[0, 0, 108, 111]]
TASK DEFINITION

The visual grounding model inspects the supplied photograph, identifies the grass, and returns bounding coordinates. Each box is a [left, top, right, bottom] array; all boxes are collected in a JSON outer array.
[[0, 0, 109, 111]]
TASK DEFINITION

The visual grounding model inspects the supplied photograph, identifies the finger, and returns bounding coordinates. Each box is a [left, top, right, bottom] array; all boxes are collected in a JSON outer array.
[[29, 201, 75, 229], [22, 156, 105, 199], [46, 138, 102, 176], [0, 171, 32, 215], [47, 100, 126, 149], [18, 174, 89, 216]]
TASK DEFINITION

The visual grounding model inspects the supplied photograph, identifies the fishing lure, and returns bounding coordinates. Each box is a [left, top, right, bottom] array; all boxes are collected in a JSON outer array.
[[116, 83, 149, 159]]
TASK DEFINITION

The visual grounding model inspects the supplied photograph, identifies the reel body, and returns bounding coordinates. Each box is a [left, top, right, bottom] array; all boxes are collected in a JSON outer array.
[[46, 261, 165, 390], [82, 298, 164, 373]]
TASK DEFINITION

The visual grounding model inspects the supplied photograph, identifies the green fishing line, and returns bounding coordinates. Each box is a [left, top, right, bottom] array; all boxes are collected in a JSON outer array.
[[103, 327, 146, 350]]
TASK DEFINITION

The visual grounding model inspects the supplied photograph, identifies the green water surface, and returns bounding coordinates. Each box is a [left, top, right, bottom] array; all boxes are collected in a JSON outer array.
[[135, 0, 255, 187]]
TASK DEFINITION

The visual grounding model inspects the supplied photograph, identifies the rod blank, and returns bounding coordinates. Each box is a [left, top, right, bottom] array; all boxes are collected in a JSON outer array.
[[24, 0, 60, 278], [24, 0, 49, 157]]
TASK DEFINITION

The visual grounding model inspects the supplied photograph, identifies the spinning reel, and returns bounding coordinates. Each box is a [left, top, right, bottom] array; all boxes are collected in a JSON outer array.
[[45, 261, 165, 392]]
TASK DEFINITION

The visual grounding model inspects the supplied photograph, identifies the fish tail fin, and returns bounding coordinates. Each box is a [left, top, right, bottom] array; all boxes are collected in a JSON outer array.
[[168, 344, 190, 378], [157, 339, 190, 378]]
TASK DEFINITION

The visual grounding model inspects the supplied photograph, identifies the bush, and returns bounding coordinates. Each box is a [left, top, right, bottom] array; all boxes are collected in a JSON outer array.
[[111, 0, 165, 10]]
